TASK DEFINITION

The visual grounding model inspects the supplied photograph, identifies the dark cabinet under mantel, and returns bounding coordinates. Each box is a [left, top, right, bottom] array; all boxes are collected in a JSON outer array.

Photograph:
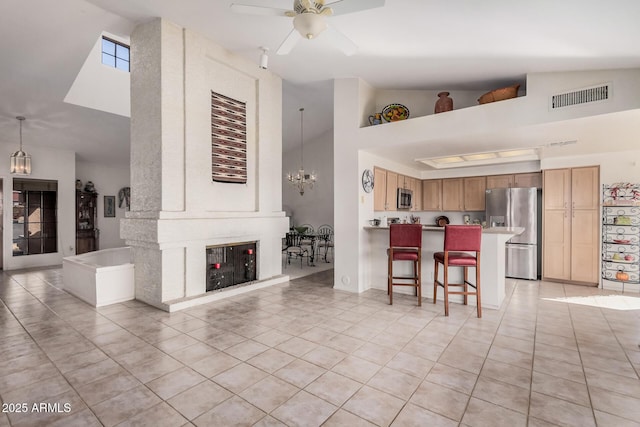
[[76, 190, 99, 254]]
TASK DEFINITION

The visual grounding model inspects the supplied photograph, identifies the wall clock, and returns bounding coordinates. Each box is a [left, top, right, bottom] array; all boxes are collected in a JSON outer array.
[[362, 169, 374, 193]]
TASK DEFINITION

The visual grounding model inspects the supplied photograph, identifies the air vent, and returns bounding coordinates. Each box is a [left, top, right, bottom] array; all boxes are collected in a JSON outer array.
[[550, 83, 611, 109]]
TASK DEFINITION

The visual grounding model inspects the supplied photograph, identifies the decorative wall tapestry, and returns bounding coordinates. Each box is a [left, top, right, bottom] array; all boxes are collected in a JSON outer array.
[[211, 91, 247, 184]]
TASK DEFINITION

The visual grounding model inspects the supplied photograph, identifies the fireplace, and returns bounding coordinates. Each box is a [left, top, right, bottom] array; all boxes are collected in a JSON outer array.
[[206, 242, 257, 292]]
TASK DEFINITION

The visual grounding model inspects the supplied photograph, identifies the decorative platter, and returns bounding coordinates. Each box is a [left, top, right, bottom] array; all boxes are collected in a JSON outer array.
[[435, 216, 450, 227], [382, 104, 410, 122], [613, 239, 631, 244]]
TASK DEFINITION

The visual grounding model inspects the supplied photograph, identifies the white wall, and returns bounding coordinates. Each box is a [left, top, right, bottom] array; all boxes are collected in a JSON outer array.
[[76, 160, 130, 250], [282, 129, 334, 229], [0, 144, 75, 270]]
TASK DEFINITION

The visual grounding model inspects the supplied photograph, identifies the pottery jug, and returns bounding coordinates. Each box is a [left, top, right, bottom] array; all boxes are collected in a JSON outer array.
[[434, 91, 453, 114], [368, 113, 382, 125]]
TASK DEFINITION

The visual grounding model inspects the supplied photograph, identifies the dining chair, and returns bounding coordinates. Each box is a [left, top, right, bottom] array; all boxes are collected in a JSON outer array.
[[433, 225, 482, 317], [388, 223, 423, 306], [316, 224, 334, 262], [286, 232, 309, 267], [297, 223, 315, 257]]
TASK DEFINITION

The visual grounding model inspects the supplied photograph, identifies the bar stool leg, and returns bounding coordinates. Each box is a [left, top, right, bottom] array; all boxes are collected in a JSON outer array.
[[476, 261, 482, 318], [416, 259, 422, 306], [388, 250, 393, 305], [433, 261, 439, 304], [463, 266, 468, 306], [443, 262, 449, 316]]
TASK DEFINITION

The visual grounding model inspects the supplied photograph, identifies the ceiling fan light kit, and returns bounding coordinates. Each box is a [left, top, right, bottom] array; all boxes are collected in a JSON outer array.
[[293, 13, 327, 39], [231, 0, 386, 54]]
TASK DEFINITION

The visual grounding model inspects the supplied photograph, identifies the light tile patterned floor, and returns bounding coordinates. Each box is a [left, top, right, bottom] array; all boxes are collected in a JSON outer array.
[[1, 267, 639, 426]]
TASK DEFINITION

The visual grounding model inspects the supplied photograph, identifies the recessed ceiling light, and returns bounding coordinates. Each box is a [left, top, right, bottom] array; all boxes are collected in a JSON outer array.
[[416, 148, 539, 169], [462, 152, 497, 161], [497, 149, 536, 158], [432, 156, 464, 164]]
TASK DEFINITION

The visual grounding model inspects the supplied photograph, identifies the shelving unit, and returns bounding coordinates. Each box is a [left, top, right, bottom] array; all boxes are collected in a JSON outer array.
[[601, 183, 640, 291], [76, 190, 99, 254]]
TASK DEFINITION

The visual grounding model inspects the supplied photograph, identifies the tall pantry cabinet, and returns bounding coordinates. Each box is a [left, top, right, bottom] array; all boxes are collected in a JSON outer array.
[[543, 166, 599, 284]]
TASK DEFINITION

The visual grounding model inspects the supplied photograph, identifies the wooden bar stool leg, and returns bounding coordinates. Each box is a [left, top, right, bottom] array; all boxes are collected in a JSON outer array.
[[433, 261, 439, 304], [416, 259, 422, 306], [476, 259, 482, 318], [388, 252, 393, 305], [443, 262, 449, 316], [463, 266, 468, 306]]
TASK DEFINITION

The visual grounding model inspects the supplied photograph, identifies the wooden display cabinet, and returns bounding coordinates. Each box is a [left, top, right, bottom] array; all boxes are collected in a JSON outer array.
[[76, 190, 99, 254]]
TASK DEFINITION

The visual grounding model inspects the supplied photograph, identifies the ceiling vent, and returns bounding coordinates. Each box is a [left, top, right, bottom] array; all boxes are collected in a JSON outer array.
[[550, 83, 611, 110]]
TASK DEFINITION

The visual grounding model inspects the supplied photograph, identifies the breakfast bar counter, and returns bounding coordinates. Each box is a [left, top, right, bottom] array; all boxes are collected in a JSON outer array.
[[364, 225, 524, 310]]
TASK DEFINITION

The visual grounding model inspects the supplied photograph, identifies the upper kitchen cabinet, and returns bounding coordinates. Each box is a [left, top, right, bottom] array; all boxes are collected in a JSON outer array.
[[486, 172, 542, 189], [422, 179, 442, 211], [463, 176, 487, 211], [486, 174, 514, 189], [373, 167, 400, 211], [411, 179, 422, 211], [442, 178, 464, 211], [543, 166, 599, 284], [514, 172, 542, 188]]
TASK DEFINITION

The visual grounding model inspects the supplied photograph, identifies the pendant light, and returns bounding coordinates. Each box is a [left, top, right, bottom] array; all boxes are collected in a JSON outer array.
[[10, 116, 32, 175], [286, 107, 317, 195]]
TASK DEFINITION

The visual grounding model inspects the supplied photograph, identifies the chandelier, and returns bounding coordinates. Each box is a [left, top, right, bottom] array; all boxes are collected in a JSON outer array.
[[10, 116, 32, 175], [287, 107, 316, 195]]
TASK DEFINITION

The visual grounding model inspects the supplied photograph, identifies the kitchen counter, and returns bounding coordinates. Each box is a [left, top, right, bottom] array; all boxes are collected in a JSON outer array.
[[364, 225, 524, 310], [364, 225, 524, 234]]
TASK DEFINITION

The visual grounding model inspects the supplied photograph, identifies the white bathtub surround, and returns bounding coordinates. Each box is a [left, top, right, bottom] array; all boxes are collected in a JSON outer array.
[[62, 247, 134, 307], [121, 19, 289, 310], [365, 226, 523, 310]]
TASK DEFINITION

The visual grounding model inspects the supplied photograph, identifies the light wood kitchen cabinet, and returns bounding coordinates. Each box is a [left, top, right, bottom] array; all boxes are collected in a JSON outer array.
[[486, 174, 514, 189], [442, 178, 463, 211], [543, 166, 599, 284], [412, 179, 422, 211], [386, 171, 398, 210], [486, 172, 542, 189], [373, 167, 388, 211], [463, 176, 487, 211], [514, 172, 542, 188], [422, 179, 442, 211]]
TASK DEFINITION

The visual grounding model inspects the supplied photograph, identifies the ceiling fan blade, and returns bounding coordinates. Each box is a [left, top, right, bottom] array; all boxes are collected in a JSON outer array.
[[327, 0, 385, 16], [319, 7, 333, 16], [230, 3, 291, 17], [324, 24, 358, 56], [276, 29, 302, 55]]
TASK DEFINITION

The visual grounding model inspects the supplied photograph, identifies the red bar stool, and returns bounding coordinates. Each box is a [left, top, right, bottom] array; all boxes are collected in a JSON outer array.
[[388, 224, 423, 306], [433, 225, 482, 317]]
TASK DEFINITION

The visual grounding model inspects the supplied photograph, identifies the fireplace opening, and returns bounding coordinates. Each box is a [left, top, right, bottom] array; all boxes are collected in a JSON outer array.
[[206, 242, 257, 292]]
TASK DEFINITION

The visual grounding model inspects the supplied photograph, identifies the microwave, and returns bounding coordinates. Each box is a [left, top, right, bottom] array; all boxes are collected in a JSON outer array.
[[397, 188, 413, 209]]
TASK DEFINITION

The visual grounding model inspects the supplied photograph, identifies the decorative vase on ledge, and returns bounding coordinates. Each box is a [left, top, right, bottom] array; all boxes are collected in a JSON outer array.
[[434, 91, 453, 114]]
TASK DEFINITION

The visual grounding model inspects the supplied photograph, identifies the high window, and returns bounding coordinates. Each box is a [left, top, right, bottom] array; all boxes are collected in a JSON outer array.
[[101, 37, 130, 72], [13, 179, 58, 256]]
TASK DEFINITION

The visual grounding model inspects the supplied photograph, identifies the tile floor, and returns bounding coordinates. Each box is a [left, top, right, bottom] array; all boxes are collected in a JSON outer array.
[[1, 266, 639, 426]]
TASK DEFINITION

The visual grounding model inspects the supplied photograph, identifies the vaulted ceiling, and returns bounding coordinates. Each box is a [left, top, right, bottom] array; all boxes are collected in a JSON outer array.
[[1, 0, 639, 167]]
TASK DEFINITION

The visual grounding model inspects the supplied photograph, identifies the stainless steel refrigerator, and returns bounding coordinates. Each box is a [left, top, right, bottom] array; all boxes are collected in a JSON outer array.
[[485, 187, 541, 280]]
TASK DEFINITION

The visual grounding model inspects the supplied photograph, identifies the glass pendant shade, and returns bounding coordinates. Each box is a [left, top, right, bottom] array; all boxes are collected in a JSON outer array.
[[10, 116, 31, 175], [293, 13, 327, 39]]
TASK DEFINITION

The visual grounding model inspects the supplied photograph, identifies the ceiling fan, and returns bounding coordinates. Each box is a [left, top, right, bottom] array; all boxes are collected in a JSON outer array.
[[230, 0, 385, 55]]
